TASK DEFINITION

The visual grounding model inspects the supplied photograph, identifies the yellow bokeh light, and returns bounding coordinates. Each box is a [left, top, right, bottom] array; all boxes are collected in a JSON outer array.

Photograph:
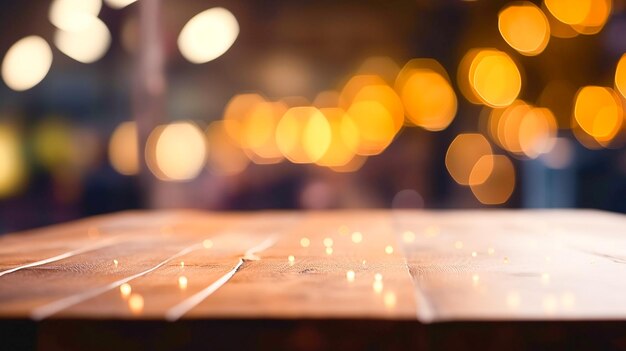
[[109, 121, 139, 176], [470, 155, 516, 205], [498, 2, 550, 56], [398, 68, 457, 131], [128, 293, 144, 314], [276, 107, 331, 163], [241, 101, 286, 163], [445, 133, 493, 186], [146, 122, 207, 181], [178, 276, 188, 290], [518, 107, 558, 158], [338, 75, 387, 110], [223, 93, 266, 146], [54, 16, 111, 63], [544, 0, 592, 25], [574, 86, 623, 143], [352, 85, 404, 132], [1, 36, 53, 91], [470, 49, 522, 107], [32, 119, 75, 172], [543, 2, 580, 38], [49, 0, 102, 31], [0, 125, 26, 198], [178, 7, 239, 64], [346, 101, 396, 155], [457, 49, 484, 104], [571, 0, 612, 35], [120, 283, 131, 298], [205, 121, 249, 176], [544, 0, 611, 35], [616, 54, 626, 99], [316, 108, 359, 168], [499, 102, 533, 154]]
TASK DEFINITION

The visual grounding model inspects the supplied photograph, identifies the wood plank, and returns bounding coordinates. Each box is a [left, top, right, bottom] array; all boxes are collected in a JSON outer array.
[[396, 210, 626, 321], [0, 209, 624, 325], [187, 211, 418, 319]]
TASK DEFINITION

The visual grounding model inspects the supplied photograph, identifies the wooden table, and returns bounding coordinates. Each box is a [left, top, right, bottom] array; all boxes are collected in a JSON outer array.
[[1, 210, 625, 350]]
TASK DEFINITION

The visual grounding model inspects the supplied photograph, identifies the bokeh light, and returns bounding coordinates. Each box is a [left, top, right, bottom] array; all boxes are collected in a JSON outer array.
[[543, 0, 592, 25], [32, 119, 76, 172], [346, 100, 396, 155], [498, 2, 550, 56], [542, 2, 580, 38], [206, 121, 250, 176], [352, 84, 404, 132], [488, 100, 528, 152], [571, 0, 612, 35], [338, 75, 387, 110], [223, 93, 266, 147], [518, 107, 558, 159], [540, 137, 574, 169], [241, 101, 287, 163], [109, 122, 139, 176], [445, 133, 493, 185], [146, 122, 207, 181], [49, 0, 102, 31], [616, 54, 626, 99], [316, 108, 359, 168], [574, 86, 624, 144], [54, 16, 111, 63], [0, 125, 26, 198], [469, 49, 522, 107], [1, 36, 53, 91], [178, 7, 239, 64], [396, 60, 457, 131], [104, 0, 137, 9], [276, 106, 331, 163], [470, 155, 515, 204]]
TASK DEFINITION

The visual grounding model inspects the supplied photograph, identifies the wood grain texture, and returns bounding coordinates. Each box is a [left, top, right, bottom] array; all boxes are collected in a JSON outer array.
[[0, 209, 624, 324]]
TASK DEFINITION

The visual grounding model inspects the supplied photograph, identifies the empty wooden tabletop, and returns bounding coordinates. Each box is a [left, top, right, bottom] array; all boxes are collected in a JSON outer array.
[[1, 209, 624, 324]]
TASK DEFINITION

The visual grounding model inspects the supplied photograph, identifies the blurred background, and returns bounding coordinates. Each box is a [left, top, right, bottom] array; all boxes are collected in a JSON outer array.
[[0, 0, 625, 234]]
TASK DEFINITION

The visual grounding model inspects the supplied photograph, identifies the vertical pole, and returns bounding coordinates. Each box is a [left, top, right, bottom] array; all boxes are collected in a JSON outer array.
[[134, 0, 165, 206]]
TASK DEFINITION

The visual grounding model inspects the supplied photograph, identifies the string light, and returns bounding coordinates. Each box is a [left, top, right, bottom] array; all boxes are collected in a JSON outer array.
[[128, 294, 144, 314], [383, 291, 397, 308], [203, 239, 213, 249], [323, 238, 334, 247], [178, 276, 188, 290], [120, 283, 131, 298], [402, 231, 415, 243], [346, 270, 355, 282], [300, 237, 310, 248], [351, 232, 363, 243]]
